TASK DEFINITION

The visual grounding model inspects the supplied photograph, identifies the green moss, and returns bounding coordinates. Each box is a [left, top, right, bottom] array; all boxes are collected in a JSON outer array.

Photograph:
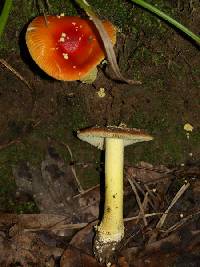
[[90, 0, 135, 29], [130, 109, 170, 133], [127, 105, 197, 165], [89, 0, 175, 35], [151, 52, 165, 66], [189, 130, 200, 155], [76, 163, 100, 188], [15, 201, 38, 214], [41, 0, 78, 16]]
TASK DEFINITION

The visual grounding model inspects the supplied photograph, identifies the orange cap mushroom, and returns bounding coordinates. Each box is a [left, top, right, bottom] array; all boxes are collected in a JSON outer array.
[[26, 15, 116, 81]]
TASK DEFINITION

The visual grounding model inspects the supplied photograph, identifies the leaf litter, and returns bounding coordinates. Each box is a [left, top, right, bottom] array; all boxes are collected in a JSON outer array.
[[0, 147, 200, 266]]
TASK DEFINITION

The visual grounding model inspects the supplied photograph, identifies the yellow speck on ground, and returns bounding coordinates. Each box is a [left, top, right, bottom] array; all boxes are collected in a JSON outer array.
[[184, 123, 194, 132], [97, 88, 106, 98]]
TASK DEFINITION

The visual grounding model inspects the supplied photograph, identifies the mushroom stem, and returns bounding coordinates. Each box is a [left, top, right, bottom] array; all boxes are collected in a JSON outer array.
[[98, 138, 124, 241], [77, 125, 153, 265], [94, 138, 124, 263]]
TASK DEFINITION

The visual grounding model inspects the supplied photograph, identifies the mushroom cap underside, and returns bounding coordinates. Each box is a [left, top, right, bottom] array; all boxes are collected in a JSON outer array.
[[26, 16, 116, 81], [77, 126, 153, 150]]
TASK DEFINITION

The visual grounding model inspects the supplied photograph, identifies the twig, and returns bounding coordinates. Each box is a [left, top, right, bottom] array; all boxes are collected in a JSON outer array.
[[143, 192, 149, 211], [143, 184, 158, 209], [124, 212, 164, 222], [128, 178, 148, 226], [162, 209, 200, 237], [131, 179, 155, 210], [62, 142, 84, 193], [73, 184, 99, 198], [131, 178, 145, 195], [127, 177, 159, 210], [24, 222, 89, 232], [144, 184, 157, 201], [0, 59, 32, 90], [156, 182, 190, 229], [136, 192, 149, 224], [0, 139, 20, 151]]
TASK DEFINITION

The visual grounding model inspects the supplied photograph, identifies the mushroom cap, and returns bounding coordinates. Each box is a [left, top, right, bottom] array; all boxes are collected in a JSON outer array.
[[26, 16, 116, 81], [77, 126, 153, 150]]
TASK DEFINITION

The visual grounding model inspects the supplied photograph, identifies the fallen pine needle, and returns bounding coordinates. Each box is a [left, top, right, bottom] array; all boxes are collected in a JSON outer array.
[[0, 58, 32, 90], [162, 209, 200, 237], [61, 141, 84, 193], [0, 139, 20, 151], [156, 182, 190, 229], [128, 178, 148, 226]]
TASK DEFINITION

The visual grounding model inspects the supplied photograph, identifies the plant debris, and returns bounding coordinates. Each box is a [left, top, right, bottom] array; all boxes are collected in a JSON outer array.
[[0, 148, 199, 266]]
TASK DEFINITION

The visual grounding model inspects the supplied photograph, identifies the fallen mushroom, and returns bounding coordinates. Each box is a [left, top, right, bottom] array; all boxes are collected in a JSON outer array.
[[26, 15, 116, 83], [77, 126, 153, 265]]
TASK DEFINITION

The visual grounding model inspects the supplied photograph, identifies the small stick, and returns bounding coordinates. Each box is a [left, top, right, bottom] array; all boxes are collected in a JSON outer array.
[[156, 182, 190, 229], [132, 178, 145, 195], [124, 212, 164, 222], [144, 184, 157, 201], [0, 59, 32, 90], [128, 178, 156, 210], [162, 209, 200, 237], [128, 178, 148, 226], [62, 142, 84, 193], [136, 192, 149, 224], [24, 222, 89, 232], [142, 192, 149, 211], [0, 139, 20, 151], [143, 184, 158, 209], [73, 184, 99, 198]]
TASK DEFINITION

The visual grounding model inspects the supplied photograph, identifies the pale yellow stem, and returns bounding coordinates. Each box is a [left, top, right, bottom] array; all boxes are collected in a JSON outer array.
[[98, 138, 124, 242]]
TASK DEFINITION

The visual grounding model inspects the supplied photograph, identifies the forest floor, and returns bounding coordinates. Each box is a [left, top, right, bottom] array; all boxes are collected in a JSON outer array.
[[0, 0, 199, 266]]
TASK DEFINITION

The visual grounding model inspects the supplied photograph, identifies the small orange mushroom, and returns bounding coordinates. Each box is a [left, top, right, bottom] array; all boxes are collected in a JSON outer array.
[[26, 15, 116, 82]]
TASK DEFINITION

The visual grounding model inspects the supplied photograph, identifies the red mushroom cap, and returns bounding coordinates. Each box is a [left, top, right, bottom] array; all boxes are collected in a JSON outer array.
[[26, 15, 116, 81]]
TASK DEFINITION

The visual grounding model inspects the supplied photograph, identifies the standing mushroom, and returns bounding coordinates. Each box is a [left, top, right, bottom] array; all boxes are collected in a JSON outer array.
[[26, 15, 116, 83], [77, 126, 153, 265]]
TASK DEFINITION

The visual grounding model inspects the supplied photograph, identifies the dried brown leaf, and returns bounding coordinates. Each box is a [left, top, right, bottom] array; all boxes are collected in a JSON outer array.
[[70, 220, 97, 255], [126, 162, 171, 184], [60, 247, 102, 267], [0, 230, 63, 267]]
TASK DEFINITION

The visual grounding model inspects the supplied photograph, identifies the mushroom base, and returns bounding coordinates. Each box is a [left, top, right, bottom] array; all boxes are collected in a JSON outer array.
[[93, 232, 122, 265]]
